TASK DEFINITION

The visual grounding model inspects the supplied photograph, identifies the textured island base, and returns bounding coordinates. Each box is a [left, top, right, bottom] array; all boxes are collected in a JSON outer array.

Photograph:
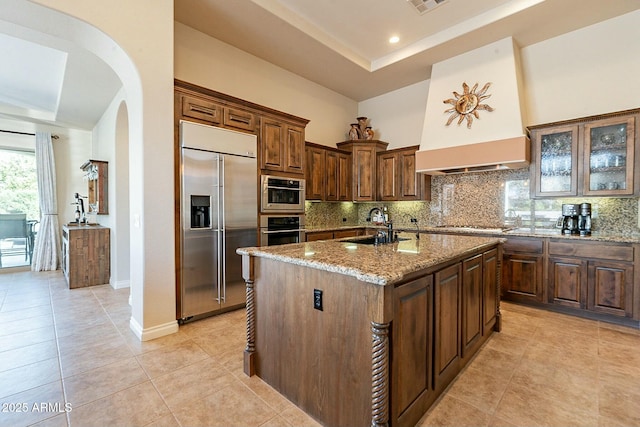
[[240, 238, 502, 427]]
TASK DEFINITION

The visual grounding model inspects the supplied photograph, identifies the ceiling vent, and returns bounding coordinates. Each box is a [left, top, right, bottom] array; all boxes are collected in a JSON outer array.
[[407, 0, 448, 15]]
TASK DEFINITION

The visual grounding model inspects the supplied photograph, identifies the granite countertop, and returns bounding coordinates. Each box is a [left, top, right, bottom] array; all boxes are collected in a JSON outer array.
[[237, 233, 504, 286], [304, 225, 367, 232], [419, 226, 640, 243]]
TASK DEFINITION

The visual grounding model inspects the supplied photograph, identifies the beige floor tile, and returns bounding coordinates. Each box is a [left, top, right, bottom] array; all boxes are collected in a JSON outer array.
[[58, 339, 134, 378], [599, 381, 640, 426], [136, 339, 209, 378], [481, 331, 530, 357], [259, 415, 294, 427], [508, 358, 598, 412], [68, 381, 169, 427], [0, 304, 52, 323], [487, 416, 518, 427], [598, 339, 640, 369], [0, 357, 61, 399], [522, 339, 599, 372], [599, 325, 640, 347], [27, 413, 69, 427], [0, 325, 56, 352], [142, 413, 181, 427], [121, 328, 192, 356], [152, 357, 235, 411], [494, 386, 598, 427], [63, 356, 149, 407], [0, 381, 66, 427], [238, 374, 295, 413], [466, 346, 521, 372], [0, 313, 54, 337], [278, 402, 322, 427], [417, 394, 491, 427], [171, 381, 277, 427], [0, 339, 58, 373], [446, 364, 511, 413]]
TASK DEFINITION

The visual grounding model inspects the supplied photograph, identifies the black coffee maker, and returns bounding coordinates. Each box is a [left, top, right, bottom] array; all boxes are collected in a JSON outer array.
[[560, 204, 580, 235], [578, 203, 592, 236]]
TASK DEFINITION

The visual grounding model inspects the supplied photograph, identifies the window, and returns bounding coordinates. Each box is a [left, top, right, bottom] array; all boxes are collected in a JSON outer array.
[[0, 148, 39, 268]]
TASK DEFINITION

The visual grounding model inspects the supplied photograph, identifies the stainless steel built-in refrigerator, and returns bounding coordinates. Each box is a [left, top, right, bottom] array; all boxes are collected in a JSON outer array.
[[179, 121, 258, 321]]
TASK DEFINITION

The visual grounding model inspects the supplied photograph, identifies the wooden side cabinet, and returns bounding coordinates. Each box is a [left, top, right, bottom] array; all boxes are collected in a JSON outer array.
[[62, 225, 110, 289]]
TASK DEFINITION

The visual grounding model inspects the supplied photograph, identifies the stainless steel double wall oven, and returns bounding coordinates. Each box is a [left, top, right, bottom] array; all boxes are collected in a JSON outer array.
[[259, 174, 305, 246]]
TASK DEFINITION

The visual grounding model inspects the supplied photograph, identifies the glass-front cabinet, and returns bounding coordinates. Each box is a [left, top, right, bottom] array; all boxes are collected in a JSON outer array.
[[530, 109, 639, 198], [583, 116, 635, 196], [532, 125, 579, 197]]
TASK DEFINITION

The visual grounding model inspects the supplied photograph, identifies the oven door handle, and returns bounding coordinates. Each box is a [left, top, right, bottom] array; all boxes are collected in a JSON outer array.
[[261, 229, 305, 234], [265, 185, 304, 191]]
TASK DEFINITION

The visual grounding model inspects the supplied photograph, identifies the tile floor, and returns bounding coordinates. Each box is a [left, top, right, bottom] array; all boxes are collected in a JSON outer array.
[[0, 269, 639, 427]]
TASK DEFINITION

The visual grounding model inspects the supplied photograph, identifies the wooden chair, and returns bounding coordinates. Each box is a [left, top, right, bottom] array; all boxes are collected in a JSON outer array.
[[0, 214, 29, 268]]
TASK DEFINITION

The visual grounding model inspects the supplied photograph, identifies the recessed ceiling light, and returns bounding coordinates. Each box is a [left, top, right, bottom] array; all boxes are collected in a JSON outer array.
[[389, 36, 400, 44]]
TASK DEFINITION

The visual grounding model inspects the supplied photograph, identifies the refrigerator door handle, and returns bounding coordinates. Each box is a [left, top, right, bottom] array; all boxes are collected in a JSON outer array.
[[215, 154, 222, 303], [219, 155, 226, 303]]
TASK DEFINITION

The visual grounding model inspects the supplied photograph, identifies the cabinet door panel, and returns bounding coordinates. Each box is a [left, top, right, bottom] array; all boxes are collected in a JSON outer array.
[[180, 95, 222, 125], [305, 146, 325, 200], [261, 119, 284, 171], [392, 276, 433, 421], [548, 257, 587, 309], [285, 125, 304, 174], [588, 260, 633, 318], [353, 147, 376, 201], [502, 254, 543, 303], [377, 152, 397, 200], [337, 152, 351, 201], [434, 263, 461, 391], [462, 254, 482, 358], [325, 150, 338, 201], [482, 249, 498, 333], [223, 107, 255, 132], [530, 125, 579, 198]]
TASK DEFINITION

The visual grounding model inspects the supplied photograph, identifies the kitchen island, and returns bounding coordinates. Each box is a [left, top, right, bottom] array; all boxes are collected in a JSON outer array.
[[237, 233, 504, 427]]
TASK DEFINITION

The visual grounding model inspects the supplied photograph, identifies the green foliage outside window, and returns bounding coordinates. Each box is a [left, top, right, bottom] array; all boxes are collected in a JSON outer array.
[[0, 150, 39, 221]]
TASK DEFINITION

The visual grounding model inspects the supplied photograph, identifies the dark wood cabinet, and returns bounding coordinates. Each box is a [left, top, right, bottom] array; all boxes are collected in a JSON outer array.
[[529, 108, 640, 198], [548, 240, 635, 319], [305, 228, 362, 242], [336, 140, 388, 201], [501, 237, 544, 304], [392, 275, 434, 426], [305, 142, 352, 201], [377, 146, 431, 201], [260, 119, 305, 175], [434, 262, 462, 392]]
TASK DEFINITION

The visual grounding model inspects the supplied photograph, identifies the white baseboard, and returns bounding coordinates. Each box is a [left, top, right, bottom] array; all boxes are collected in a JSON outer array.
[[129, 317, 179, 341], [111, 279, 130, 290]]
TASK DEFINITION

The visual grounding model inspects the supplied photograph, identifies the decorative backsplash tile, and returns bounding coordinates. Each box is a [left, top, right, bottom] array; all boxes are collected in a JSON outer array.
[[305, 168, 639, 234]]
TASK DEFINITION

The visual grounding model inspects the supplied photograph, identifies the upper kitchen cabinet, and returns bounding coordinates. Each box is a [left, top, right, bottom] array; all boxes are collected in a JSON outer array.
[[377, 146, 431, 201], [260, 118, 306, 176], [530, 125, 579, 198], [583, 114, 637, 196], [80, 160, 108, 214], [529, 108, 640, 198], [174, 79, 309, 176], [305, 142, 351, 201], [337, 140, 388, 201]]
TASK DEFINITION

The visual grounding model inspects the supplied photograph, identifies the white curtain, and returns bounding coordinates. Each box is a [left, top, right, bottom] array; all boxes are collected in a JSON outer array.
[[32, 132, 61, 271]]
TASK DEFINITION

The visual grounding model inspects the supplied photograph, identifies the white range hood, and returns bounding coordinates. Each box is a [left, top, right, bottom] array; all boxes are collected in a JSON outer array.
[[416, 37, 530, 174]]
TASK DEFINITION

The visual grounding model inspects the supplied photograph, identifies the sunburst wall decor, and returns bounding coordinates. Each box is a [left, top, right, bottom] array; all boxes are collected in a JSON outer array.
[[443, 82, 494, 129]]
